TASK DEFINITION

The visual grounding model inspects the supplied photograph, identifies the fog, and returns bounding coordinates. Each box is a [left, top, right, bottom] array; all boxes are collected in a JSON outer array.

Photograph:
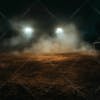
[[19, 23, 94, 54]]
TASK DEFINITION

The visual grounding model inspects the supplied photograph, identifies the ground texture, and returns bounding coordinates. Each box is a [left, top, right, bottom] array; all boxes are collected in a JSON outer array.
[[0, 52, 100, 100]]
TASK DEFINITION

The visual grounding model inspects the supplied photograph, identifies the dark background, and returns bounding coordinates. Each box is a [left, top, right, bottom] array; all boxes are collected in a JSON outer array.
[[0, 0, 100, 51]]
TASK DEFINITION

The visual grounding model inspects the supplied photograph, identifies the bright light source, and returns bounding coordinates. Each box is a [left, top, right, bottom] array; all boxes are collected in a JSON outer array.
[[22, 26, 34, 39], [24, 27, 33, 33], [55, 27, 65, 39], [56, 28, 64, 34]]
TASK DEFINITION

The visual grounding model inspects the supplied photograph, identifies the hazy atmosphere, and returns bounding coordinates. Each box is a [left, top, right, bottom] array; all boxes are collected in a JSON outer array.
[[0, 0, 99, 53]]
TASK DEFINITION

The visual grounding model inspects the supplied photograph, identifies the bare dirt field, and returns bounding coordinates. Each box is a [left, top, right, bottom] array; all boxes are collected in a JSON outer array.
[[0, 52, 100, 100]]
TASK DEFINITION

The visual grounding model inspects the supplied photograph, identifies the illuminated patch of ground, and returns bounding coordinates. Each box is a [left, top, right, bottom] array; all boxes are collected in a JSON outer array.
[[0, 52, 100, 100]]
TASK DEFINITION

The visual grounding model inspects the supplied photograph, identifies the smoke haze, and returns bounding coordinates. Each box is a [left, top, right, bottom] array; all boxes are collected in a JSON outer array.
[[19, 23, 94, 54]]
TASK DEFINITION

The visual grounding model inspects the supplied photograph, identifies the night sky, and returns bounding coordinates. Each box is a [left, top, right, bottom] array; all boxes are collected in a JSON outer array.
[[0, 0, 100, 52]]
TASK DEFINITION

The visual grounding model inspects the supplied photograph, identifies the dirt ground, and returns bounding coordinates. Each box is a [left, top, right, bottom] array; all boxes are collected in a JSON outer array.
[[0, 52, 100, 100]]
